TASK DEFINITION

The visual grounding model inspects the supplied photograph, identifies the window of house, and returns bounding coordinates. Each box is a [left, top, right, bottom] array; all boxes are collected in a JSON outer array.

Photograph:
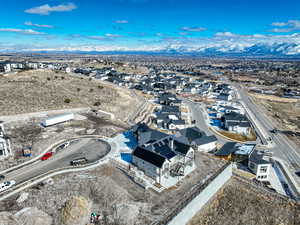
[[260, 166, 268, 173], [249, 162, 255, 170]]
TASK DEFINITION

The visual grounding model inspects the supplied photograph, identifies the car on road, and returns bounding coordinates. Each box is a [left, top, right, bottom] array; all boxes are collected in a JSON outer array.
[[70, 157, 88, 166], [41, 152, 53, 161], [0, 180, 16, 192], [57, 142, 69, 151], [270, 129, 278, 134]]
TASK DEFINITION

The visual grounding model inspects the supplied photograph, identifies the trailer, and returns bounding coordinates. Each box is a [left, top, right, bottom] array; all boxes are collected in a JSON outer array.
[[70, 157, 88, 166], [41, 113, 74, 127]]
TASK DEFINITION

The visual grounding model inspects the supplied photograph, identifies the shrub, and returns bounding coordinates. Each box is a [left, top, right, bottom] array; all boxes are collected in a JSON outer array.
[[64, 98, 71, 104], [94, 101, 101, 106]]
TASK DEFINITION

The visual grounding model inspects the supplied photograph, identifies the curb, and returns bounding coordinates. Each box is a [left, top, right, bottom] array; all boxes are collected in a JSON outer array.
[[0, 157, 110, 201], [0, 135, 108, 175]]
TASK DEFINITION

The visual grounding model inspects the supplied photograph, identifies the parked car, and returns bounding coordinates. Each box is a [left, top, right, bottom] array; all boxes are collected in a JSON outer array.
[[41, 152, 53, 161], [0, 175, 5, 181], [0, 180, 16, 192], [295, 170, 300, 177]]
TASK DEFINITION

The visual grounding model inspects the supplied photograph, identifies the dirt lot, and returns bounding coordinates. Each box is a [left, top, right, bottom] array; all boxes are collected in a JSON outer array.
[[0, 153, 225, 225], [0, 70, 139, 120], [0, 113, 126, 171], [188, 178, 300, 225]]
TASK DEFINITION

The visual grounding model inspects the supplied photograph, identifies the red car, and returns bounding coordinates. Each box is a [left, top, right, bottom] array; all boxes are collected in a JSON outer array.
[[41, 152, 53, 161]]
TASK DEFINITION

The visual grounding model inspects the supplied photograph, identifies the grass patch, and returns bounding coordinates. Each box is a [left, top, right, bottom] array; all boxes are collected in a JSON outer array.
[[218, 128, 256, 142]]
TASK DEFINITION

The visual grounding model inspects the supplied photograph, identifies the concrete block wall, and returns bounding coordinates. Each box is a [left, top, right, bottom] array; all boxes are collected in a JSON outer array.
[[167, 163, 232, 225]]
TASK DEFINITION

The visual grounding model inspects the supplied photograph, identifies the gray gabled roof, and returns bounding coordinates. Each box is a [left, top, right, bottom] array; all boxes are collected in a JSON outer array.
[[224, 112, 248, 122], [192, 135, 217, 145], [215, 142, 237, 156], [138, 129, 169, 146], [249, 150, 270, 165], [178, 126, 205, 142]]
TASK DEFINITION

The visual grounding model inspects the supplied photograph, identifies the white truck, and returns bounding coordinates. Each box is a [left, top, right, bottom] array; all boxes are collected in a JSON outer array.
[[41, 113, 74, 127]]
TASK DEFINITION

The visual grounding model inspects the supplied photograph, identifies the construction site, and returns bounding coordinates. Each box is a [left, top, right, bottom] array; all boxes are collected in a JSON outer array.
[[0, 151, 225, 225]]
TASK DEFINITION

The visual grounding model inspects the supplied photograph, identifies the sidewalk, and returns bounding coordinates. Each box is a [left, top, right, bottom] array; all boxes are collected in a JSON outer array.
[[269, 165, 286, 195]]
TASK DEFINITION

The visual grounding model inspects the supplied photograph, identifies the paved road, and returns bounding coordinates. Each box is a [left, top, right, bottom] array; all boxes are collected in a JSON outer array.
[[1, 138, 110, 185], [181, 98, 228, 145], [182, 91, 300, 199], [236, 86, 300, 171]]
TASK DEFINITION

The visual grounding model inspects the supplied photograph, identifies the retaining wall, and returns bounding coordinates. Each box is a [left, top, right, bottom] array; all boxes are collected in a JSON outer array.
[[167, 163, 232, 225]]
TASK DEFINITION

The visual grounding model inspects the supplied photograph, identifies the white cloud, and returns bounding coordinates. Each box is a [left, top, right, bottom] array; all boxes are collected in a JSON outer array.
[[181, 26, 206, 32], [25, 3, 77, 15], [215, 32, 236, 37], [88, 36, 107, 40], [115, 20, 128, 24], [271, 22, 287, 27], [24, 21, 54, 28], [105, 33, 123, 37], [0, 28, 44, 35], [270, 20, 300, 32]]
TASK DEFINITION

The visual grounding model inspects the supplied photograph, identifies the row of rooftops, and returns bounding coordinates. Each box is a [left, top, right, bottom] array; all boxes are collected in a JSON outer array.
[[131, 123, 217, 168], [214, 141, 269, 165]]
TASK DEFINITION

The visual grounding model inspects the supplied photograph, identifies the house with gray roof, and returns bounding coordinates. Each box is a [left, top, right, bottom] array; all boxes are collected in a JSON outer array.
[[131, 123, 195, 184], [248, 150, 271, 181]]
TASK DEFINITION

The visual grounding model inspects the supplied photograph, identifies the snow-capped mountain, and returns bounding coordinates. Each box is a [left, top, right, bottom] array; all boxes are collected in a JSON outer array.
[[2, 42, 300, 58], [159, 42, 300, 57]]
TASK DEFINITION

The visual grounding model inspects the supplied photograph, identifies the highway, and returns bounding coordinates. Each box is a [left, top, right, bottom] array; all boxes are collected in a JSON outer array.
[[0, 138, 110, 193], [182, 90, 300, 199], [236, 85, 300, 171]]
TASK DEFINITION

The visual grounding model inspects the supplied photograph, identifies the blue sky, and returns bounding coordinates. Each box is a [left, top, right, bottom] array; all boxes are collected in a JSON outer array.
[[0, 0, 300, 52]]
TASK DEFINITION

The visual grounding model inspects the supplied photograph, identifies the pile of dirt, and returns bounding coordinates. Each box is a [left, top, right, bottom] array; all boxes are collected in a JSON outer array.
[[61, 196, 91, 225]]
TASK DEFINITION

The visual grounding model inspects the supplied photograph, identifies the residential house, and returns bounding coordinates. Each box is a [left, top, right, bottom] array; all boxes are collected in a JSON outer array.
[[131, 123, 195, 184], [222, 112, 251, 135], [248, 150, 271, 181], [176, 127, 217, 152], [214, 142, 237, 160]]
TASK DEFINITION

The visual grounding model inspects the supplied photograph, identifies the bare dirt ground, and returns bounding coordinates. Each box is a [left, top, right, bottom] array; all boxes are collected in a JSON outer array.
[[0, 70, 139, 120], [0, 153, 225, 225], [0, 113, 126, 171], [250, 94, 300, 147], [188, 178, 300, 225]]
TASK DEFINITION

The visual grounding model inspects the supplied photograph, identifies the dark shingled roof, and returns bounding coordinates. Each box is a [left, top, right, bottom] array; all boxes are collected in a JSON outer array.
[[224, 112, 248, 122], [249, 150, 270, 165], [173, 140, 191, 155], [178, 126, 205, 143], [192, 135, 217, 145], [138, 129, 169, 146], [133, 146, 166, 168], [151, 144, 176, 159], [215, 142, 237, 156]]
